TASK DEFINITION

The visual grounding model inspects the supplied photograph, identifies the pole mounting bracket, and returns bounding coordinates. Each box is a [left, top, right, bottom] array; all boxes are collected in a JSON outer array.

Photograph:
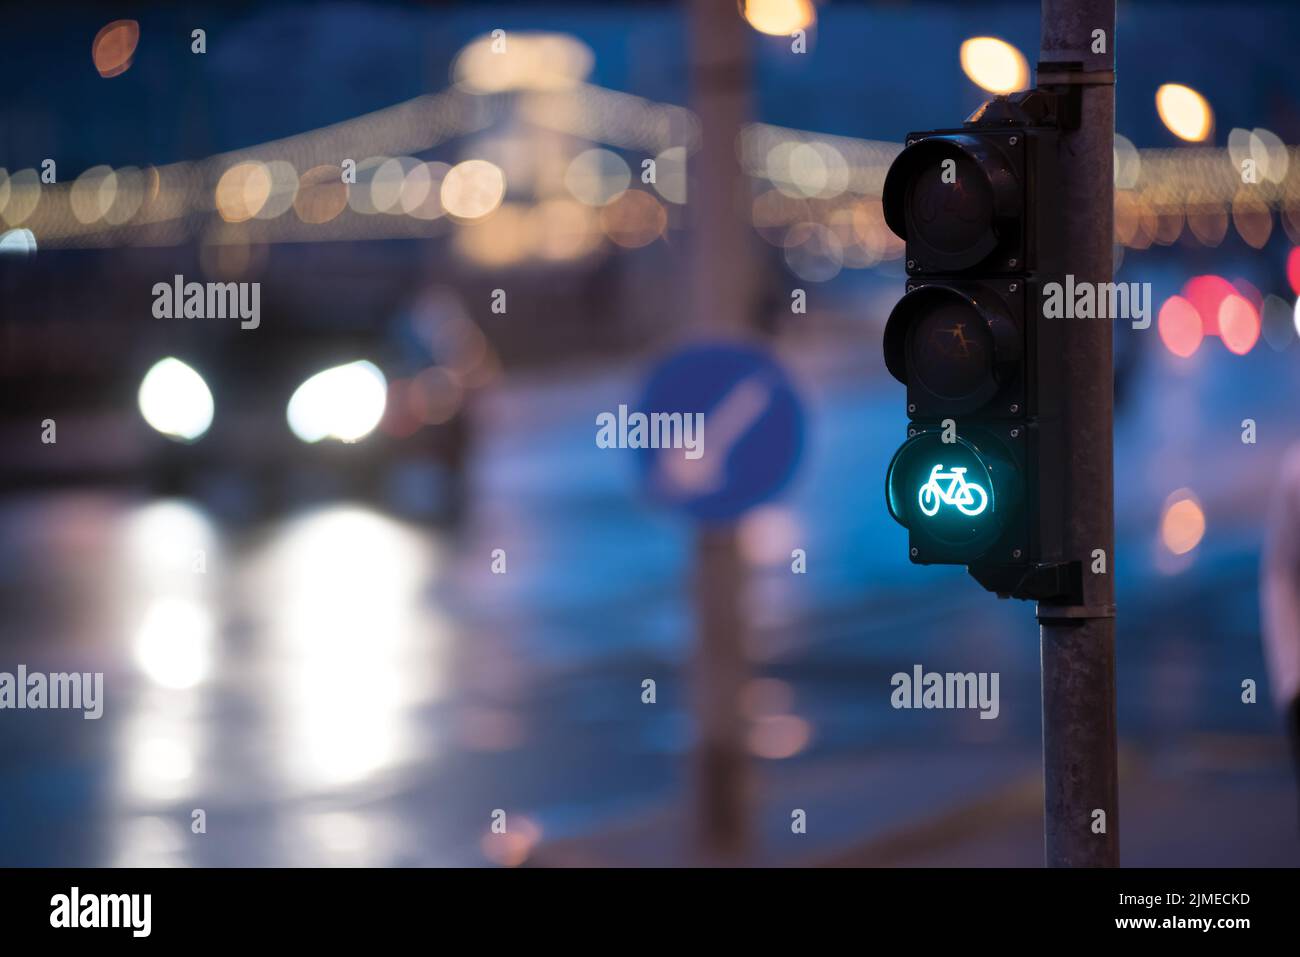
[[1036, 602, 1117, 622]]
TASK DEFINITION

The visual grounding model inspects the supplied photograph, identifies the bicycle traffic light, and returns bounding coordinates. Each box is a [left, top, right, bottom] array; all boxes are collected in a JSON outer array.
[[881, 92, 1075, 601]]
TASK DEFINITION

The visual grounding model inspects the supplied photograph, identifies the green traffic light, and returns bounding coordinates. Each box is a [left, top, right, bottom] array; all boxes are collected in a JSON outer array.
[[886, 429, 1019, 563], [917, 463, 989, 517]]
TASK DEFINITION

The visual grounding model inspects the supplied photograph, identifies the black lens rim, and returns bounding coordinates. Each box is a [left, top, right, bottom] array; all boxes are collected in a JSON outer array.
[[882, 134, 1022, 272], [882, 283, 1021, 416]]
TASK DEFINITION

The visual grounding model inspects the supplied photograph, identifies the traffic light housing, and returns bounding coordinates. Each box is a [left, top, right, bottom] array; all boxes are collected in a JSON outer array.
[[882, 92, 1078, 602]]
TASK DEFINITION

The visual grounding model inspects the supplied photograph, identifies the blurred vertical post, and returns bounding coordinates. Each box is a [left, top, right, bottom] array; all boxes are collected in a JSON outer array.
[[1037, 0, 1120, 867], [687, 0, 757, 860]]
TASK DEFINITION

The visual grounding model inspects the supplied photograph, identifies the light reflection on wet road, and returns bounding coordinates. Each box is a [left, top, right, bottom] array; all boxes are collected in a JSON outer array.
[[1, 338, 1298, 865]]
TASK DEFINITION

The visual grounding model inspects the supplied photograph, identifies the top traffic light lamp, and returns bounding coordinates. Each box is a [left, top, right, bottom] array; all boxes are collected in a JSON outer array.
[[882, 133, 1025, 276], [881, 92, 1076, 602]]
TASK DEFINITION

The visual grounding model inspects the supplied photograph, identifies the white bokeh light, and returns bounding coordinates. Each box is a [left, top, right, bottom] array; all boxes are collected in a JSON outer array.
[[133, 596, 214, 690], [286, 360, 387, 443], [137, 357, 214, 441]]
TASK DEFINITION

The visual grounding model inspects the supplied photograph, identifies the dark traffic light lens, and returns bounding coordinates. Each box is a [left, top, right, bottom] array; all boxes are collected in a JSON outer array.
[[881, 134, 1022, 273], [908, 297, 993, 401], [882, 283, 1022, 416], [906, 151, 994, 257]]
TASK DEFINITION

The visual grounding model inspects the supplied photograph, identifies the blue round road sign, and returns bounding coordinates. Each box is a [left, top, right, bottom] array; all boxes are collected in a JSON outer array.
[[636, 340, 804, 522]]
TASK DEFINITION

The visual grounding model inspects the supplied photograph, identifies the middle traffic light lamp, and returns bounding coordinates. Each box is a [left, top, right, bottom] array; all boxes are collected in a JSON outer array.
[[882, 281, 1024, 419]]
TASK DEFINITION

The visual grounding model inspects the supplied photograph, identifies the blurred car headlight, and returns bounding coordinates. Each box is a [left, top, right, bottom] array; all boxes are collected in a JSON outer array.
[[287, 360, 387, 443], [138, 357, 214, 441]]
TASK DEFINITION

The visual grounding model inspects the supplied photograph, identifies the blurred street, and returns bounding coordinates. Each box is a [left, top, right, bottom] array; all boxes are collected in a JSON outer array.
[[5, 0, 1300, 871], [2, 331, 1296, 866]]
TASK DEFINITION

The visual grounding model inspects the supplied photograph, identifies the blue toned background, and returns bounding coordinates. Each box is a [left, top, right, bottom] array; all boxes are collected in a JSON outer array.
[[1, 0, 1298, 866]]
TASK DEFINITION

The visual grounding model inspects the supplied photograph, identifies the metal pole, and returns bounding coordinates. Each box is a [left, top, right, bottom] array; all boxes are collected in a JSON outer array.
[[1037, 0, 1120, 867], [687, 0, 756, 861], [692, 524, 750, 859]]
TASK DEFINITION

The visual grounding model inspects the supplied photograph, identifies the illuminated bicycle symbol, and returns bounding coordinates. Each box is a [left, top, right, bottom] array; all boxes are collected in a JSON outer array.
[[918, 464, 989, 517]]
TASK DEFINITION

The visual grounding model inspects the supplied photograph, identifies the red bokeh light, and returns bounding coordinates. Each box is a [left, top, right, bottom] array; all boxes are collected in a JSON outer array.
[[1287, 247, 1300, 297], [1218, 294, 1260, 355], [1182, 275, 1235, 337], [1158, 295, 1203, 358]]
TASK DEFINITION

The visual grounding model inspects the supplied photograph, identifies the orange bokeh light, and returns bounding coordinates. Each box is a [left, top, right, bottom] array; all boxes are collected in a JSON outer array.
[[92, 20, 140, 78], [293, 165, 349, 224], [1160, 491, 1206, 556]]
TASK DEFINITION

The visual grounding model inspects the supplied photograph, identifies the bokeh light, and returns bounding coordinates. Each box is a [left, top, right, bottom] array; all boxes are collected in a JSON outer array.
[[102, 166, 145, 226], [1286, 247, 1300, 297], [2, 169, 42, 225], [480, 815, 543, 867], [1217, 294, 1260, 355], [1113, 134, 1142, 190], [1156, 83, 1213, 142], [287, 361, 388, 444], [440, 160, 506, 221], [215, 162, 273, 223], [1183, 191, 1228, 247], [371, 157, 417, 214], [92, 19, 140, 78], [1160, 490, 1206, 556], [399, 161, 450, 220], [254, 161, 300, 220], [345, 157, 388, 216], [1182, 275, 1236, 335], [599, 189, 666, 248], [1157, 295, 1203, 358], [742, 0, 816, 37], [1227, 127, 1290, 184], [0, 228, 37, 258], [137, 358, 215, 442], [133, 597, 214, 690], [1259, 294, 1295, 351], [70, 165, 117, 225], [564, 148, 631, 207], [959, 37, 1029, 94], [651, 146, 687, 205], [1231, 188, 1272, 248], [293, 164, 349, 224], [748, 714, 813, 759], [453, 32, 593, 93]]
